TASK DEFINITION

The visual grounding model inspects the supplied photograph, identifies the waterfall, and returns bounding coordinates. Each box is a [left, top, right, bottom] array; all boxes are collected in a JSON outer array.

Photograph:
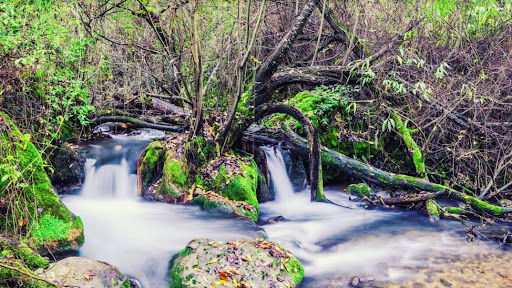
[[261, 146, 295, 201], [80, 157, 137, 199]]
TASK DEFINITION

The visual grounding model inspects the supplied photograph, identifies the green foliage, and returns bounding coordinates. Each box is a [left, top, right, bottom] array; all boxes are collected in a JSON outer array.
[[288, 85, 358, 130], [0, 113, 84, 251], [426, 0, 512, 43], [0, 0, 95, 143]]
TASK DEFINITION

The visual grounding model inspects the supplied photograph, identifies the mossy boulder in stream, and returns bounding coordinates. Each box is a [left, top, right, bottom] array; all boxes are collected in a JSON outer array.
[[0, 113, 84, 253], [137, 134, 189, 202], [137, 134, 259, 221], [198, 154, 259, 221], [169, 238, 304, 288]]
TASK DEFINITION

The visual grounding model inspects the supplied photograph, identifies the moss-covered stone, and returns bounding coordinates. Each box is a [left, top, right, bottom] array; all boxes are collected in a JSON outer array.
[[0, 237, 52, 287], [137, 136, 189, 203], [137, 140, 166, 195], [346, 183, 372, 198], [169, 238, 304, 288], [0, 113, 84, 253], [200, 154, 259, 221]]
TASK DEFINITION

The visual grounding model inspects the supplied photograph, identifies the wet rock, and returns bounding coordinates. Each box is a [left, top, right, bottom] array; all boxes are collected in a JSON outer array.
[[36, 257, 131, 288], [349, 276, 361, 286], [169, 238, 304, 288], [266, 215, 287, 224], [48, 142, 85, 194], [281, 149, 307, 191]]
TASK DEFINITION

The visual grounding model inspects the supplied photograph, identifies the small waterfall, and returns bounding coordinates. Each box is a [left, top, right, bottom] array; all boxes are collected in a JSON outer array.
[[80, 157, 137, 198], [261, 146, 295, 201]]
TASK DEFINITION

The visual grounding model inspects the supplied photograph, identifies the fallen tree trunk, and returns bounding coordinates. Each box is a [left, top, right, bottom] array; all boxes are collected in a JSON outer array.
[[92, 116, 185, 132], [243, 129, 512, 216]]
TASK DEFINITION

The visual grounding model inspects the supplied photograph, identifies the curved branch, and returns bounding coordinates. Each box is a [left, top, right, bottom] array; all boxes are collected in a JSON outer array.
[[92, 116, 185, 132], [253, 66, 358, 106], [250, 104, 323, 201]]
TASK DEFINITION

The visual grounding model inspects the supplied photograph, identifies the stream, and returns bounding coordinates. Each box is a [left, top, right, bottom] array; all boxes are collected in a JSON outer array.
[[63, 133, 512, 288]]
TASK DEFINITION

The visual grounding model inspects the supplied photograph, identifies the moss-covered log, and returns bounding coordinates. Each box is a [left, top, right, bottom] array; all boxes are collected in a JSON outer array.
[[243, 129, 512, 216], [391, 111, 426, 178]]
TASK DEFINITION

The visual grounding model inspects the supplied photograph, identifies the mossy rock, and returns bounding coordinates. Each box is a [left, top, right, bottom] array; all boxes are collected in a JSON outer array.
[[200, 154, 259, 221], [191, 189, 258, 221], [169, 238, 304, 288], [346, 183, 372, 198], [137, 136, 189, 203], [0, 113, 84, 253], [137, 140, 166, 199]]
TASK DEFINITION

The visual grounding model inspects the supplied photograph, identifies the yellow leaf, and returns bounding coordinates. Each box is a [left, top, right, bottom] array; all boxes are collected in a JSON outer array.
[[193, 267, 204, 273], [246, 254, 252, 262], [18, 219, 23, 226], [208, 258, 218, 264], [106, 110, 111, 114]]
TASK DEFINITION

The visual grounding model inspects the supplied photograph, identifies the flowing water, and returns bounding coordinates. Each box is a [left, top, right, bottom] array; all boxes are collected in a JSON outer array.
[[63, 135, 512, 288]]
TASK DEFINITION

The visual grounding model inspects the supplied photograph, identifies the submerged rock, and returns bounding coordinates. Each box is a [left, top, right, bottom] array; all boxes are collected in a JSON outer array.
[[0, 113, 84, 253], [36, 257, 131, 288], [265, 215, 287, 224], [169, 238, 304, 288]]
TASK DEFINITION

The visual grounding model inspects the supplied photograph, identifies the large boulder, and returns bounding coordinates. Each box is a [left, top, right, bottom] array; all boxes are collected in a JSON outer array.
[[137, 134, 260, 221], [36, 257, 131, 288], [169, 238, 304, 288], [0, 113, 84, 253], [137, 134, 189, 203]]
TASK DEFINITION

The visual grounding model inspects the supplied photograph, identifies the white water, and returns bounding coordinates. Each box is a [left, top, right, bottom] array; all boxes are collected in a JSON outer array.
[[63, 134, 258, 287], [261, 146, 295, 202], [63, 136, 507, 288]]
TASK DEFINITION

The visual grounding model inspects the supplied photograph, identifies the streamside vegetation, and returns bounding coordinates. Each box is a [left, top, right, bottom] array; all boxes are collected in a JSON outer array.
[[1, 0, 512, 285]]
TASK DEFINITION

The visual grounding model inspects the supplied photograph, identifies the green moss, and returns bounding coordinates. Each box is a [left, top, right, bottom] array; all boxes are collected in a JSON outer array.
[[444, 207, 470, 215], [165, 158, 188, 187], [462, 194, 504, 216], [287, 254, 305, 286], [0, 238, 51, 287], [346, 183, 372, 198], [426, 199, 440, 220], [33, 214, 70, 245], [122, 279, 131, 288], [0, 113, 84, 252], [169, 247, 191, 288], [139, 141, 165, 190], [391, 112, 426, 177], [210, 157, 259, 221]]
